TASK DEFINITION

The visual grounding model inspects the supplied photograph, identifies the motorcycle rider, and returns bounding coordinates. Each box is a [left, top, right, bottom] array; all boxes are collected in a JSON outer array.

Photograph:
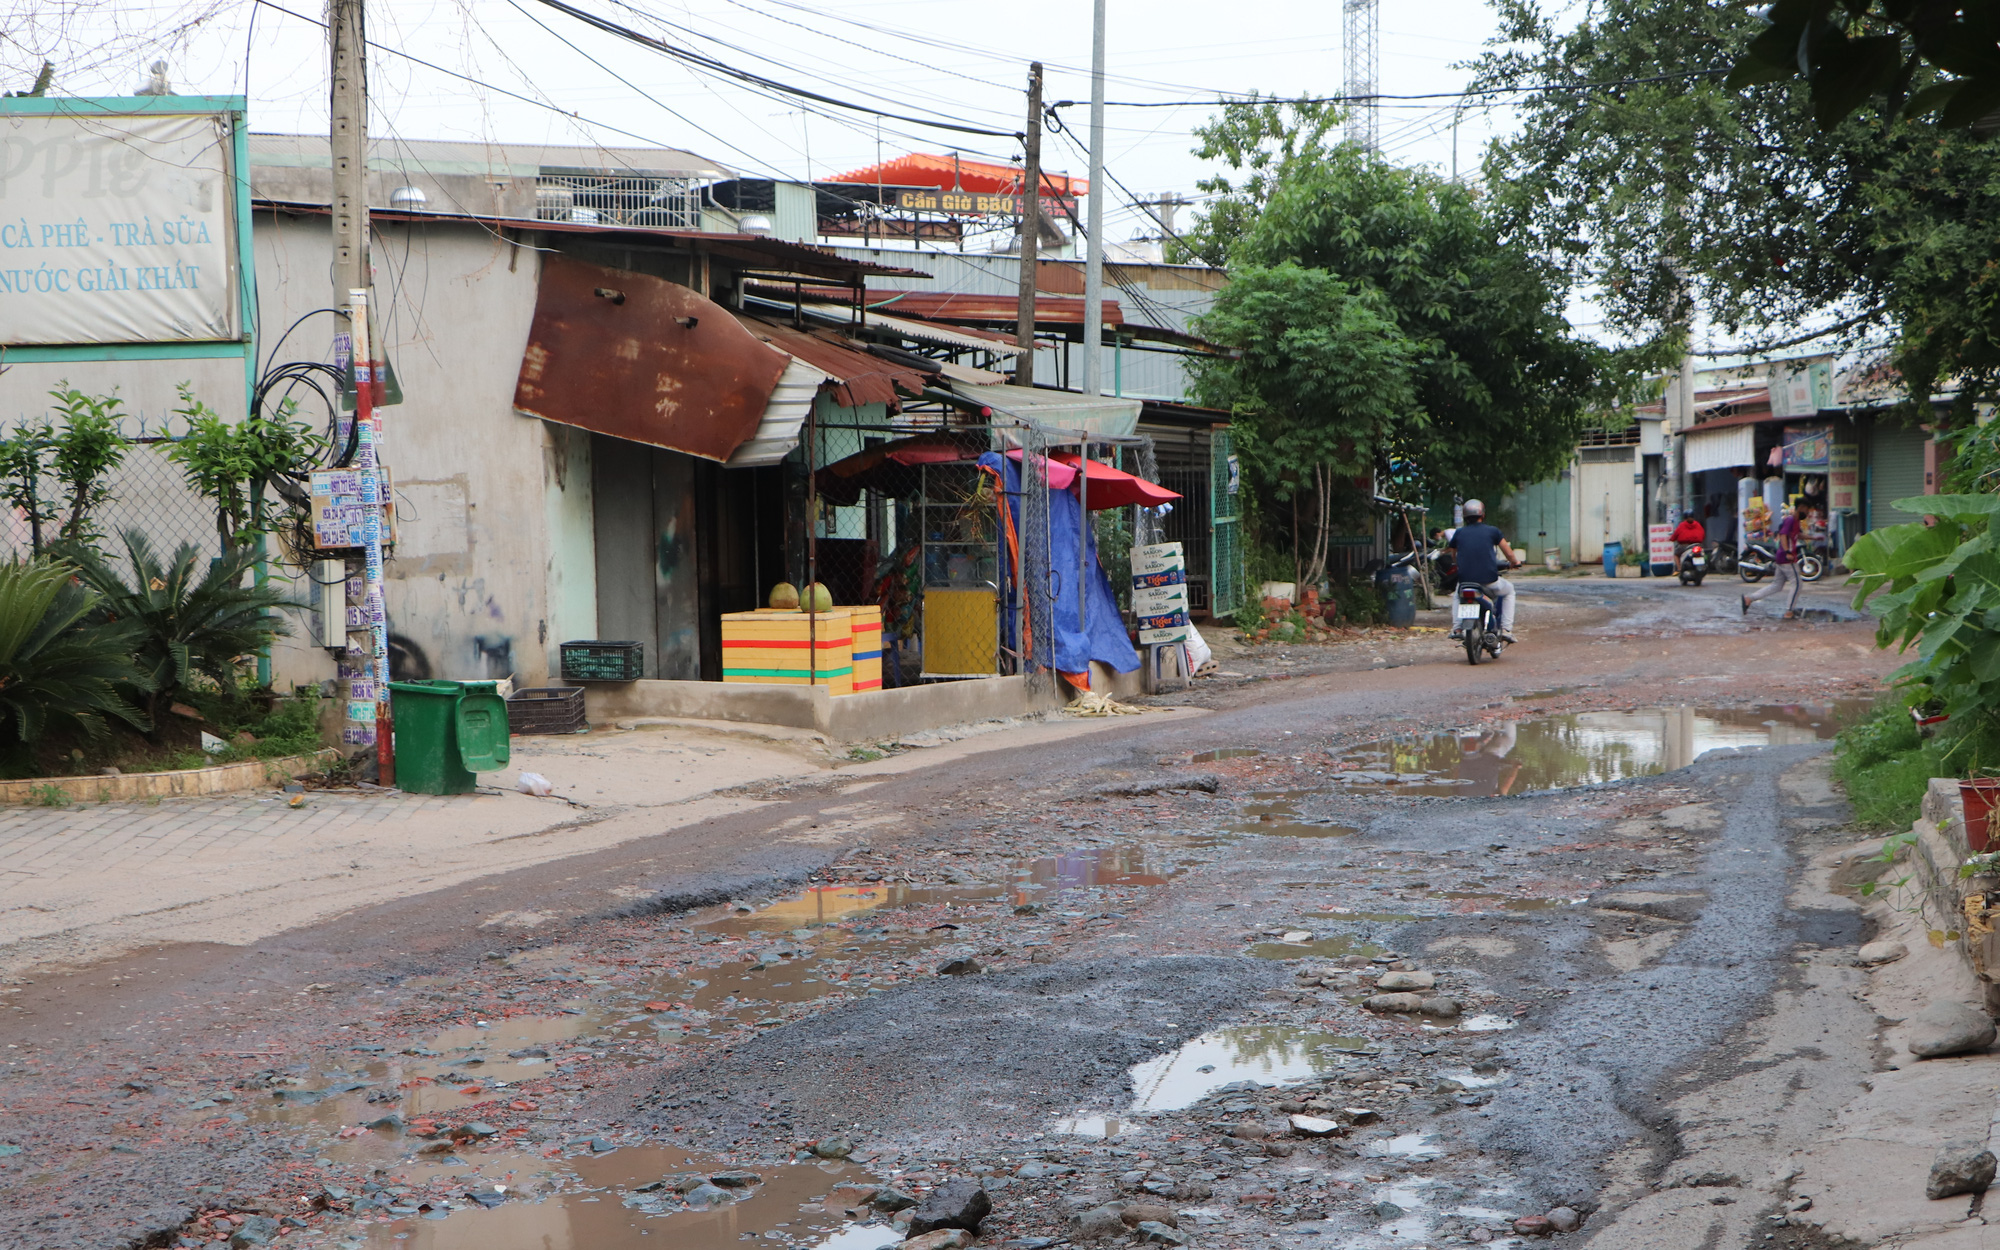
[[1671, 512, 1707, 578], [1448, 499, 1523, 642]]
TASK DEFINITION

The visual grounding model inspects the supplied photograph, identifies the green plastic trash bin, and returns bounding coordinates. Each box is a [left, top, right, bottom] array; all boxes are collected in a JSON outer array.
[[388, 680, 513, 795]]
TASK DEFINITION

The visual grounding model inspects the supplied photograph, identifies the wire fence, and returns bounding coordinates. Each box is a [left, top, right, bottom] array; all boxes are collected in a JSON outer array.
[[0, 435, 220, 561]]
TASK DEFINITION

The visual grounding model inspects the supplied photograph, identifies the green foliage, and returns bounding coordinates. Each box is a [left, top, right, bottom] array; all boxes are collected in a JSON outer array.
[[1471, 0, 2000, 421], [0, 420, 52, 551], [1943, 421, 2000, 495], [1727, 0, 2000, 131], [45, 386, 132, 544], [1845, 493, 2000, 726], [166, 386, 324, 546], [0, 558, 149, 744], [1834, 697, 2000, 833], [54, 530, 294, 721], [1330, 580, 1385, 626], [1186, 110, 1602, 505], [29, 783, 69, 808]]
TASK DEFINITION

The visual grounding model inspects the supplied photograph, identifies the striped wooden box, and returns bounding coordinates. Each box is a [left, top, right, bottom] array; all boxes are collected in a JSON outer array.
[[720, 610, 853, 695], [847, 605, 883, 694]]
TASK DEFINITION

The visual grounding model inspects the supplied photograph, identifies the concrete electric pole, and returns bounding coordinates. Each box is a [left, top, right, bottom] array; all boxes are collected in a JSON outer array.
[[329, 0, 393, 781], [1013, 61, 1043, 388], [1082, 0, 1106, 397]]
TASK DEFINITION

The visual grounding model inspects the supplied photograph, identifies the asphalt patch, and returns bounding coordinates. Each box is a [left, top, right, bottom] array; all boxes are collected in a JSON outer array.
[[637, 955, 1286, 1147]]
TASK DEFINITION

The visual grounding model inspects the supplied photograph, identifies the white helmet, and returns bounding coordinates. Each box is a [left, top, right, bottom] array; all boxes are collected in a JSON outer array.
[[1463, 498, 1485, 519]]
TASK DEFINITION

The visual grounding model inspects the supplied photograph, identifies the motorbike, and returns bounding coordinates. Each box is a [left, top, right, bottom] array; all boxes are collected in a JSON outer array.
[[1738, 539, 1825, 583], [1450, 581, 1507, 665], [1675, 543, 1707, 586], [1707, 540, 1739, 574]]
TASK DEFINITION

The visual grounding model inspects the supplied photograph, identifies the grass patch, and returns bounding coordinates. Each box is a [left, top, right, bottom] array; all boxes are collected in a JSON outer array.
[[1833, 698, 2000, 832]]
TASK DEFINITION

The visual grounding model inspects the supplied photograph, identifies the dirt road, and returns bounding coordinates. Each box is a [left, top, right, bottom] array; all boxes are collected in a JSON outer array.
[[0, 575, 1932, 1250]]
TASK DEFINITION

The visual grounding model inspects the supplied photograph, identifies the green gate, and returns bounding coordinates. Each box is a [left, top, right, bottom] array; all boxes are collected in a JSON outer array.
[[1210, 428, 1244, 619]]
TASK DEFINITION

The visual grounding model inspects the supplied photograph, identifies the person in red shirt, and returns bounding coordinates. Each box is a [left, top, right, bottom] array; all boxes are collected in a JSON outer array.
[[1671, 514, 1706, 578]]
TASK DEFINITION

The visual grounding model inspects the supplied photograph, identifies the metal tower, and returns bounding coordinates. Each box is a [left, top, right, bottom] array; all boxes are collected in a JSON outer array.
[[1343, 0, 1379, 150]]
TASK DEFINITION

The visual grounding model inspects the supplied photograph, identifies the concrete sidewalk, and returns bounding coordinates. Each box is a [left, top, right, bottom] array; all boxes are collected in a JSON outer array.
[[0, 708, 1199, 981]]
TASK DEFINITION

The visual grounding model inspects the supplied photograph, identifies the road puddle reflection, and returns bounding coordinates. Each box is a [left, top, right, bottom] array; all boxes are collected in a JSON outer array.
[[1331, 703, 1866, 796], [1227, 791, 1359, 838], [1057, 1025, 1372, 1134], [356, 1143, 877, 1249]]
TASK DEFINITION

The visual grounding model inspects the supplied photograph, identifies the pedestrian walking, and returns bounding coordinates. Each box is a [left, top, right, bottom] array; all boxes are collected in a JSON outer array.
[[1742, 498, 1807, 620]]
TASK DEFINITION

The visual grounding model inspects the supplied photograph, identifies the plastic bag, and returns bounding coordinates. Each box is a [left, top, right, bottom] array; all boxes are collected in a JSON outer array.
[[1183, 623, 1214, 676], [516, 772, 553, 797]]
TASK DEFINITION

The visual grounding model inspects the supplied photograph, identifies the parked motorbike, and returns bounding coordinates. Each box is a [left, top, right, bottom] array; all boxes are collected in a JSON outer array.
[[1707, 540, 1739, 574], [1450, 581, 1507, 665], [1738, 540, 1825, 583], [1675, 544, 1707, 587]]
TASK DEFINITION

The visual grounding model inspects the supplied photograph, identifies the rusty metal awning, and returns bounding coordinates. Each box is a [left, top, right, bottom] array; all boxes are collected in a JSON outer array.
[[514, 255, 787, 461], [729, 312, 929, 410]]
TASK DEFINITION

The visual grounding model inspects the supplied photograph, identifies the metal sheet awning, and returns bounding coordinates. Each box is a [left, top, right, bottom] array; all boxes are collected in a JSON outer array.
[[1685, 422, 1758, 473], [725, 356, 821, 467], [861, 309, 1023, 357], [514, 255, 785, 461], [951, 382, 1143, 439], [730, 312, 928, 410]]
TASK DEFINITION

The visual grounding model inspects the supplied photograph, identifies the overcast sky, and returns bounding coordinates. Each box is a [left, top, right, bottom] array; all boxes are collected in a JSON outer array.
[[10, 0, 1519, 246]]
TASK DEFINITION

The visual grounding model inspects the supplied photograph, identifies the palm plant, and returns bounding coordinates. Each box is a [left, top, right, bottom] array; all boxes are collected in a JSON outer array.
[[55, 530, 295, 724], [0, 558, 149, 743]]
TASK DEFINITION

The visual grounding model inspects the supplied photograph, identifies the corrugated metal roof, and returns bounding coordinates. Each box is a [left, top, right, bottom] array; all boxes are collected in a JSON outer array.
[[726, 356, 821, 467]]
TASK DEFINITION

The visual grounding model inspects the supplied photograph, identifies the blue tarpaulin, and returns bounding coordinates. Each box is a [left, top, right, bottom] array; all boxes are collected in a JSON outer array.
[[980, 451, 1139, 677]]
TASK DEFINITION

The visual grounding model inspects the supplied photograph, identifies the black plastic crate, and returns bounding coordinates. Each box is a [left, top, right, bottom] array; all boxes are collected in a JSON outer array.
[[507, 686, 587, 735], [560, 639, 643, 682]]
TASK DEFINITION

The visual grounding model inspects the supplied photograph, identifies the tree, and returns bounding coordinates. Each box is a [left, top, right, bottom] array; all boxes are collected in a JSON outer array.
[[1195, 264, 1418, 586], [0, 557, 149, 744], [1728, 0, 2000, 131], [165, 385, 324, 547], [1470, 0, 2000, 421], [1186, 103, 1602, 582]]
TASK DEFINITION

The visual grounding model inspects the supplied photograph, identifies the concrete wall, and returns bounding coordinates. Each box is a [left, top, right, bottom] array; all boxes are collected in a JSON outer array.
[[254, 213, 569, 690], [580, 674, 1066, 741]]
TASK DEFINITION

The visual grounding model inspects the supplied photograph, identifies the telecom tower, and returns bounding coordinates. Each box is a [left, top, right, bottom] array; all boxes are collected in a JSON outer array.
[[1343, 0, 1379, 151]]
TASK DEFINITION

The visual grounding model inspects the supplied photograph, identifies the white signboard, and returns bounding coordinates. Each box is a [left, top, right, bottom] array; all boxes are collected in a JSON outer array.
[[0, 110, 239, 345]]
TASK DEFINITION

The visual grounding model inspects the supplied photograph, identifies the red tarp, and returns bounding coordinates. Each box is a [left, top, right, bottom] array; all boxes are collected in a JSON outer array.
[[1008, 449, 1182, 510]]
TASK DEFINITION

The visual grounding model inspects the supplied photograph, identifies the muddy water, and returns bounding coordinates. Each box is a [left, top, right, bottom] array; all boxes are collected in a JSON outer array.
[[1228, 791, 1359, 839], [357, 1144, 882, 1250], [1331, 703, 1865, 797]]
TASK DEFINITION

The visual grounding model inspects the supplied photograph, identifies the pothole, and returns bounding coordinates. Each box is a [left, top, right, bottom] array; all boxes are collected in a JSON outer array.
[[1056, 1023, 1377, 1135], [1329, 703, 1866, 796]]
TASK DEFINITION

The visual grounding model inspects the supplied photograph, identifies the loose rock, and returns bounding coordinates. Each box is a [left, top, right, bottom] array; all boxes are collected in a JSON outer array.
[[1512, 1214, 1554, 1235], [1547, 1206, 1581, 1232], [683, 1183, 733, 1208], [1132, 1221, 1190, 1245], [1906, 1000, 1997, 1059], [1376, 970, 1436, 991], [1289, 1114, 1344, 1137], [229, 1216, 280, 1248], [1928, 1141, 1997, 1199], [1225, 1121, 1270, 1140], [1418, 996, 1462, 1018], [1069, 1203, 1128, 1240], [902, 1231, 972, 1250], [937, 958, 982, 976], [1119, 1203, 1178, 1228], [812, 1137, 854, 1159], [907, 1179, 991, 1235], [874, 1187, 918, 1212], [1858, 940, 1907, 966], [1366, 992, 1426, 1013]]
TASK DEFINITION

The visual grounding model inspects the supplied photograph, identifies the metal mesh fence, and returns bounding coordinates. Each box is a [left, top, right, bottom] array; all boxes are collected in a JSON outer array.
[[1017, 423, 1057, 700], [0, 434, 219, 561]]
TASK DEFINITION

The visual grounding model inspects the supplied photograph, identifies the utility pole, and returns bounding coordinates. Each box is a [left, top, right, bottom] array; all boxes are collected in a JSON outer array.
[[330, 0, 392, 781], [1013, 61, 1042, 387], [1082, 0, 1106, 397]]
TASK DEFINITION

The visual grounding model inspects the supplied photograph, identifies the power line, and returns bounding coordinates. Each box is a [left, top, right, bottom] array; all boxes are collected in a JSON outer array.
[[529, 0, 1022, 140], [1051, 68, 1731, 110]]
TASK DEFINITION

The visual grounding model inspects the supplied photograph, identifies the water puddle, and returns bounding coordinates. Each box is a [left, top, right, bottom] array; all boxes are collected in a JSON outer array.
[[1362, 1132, 1442, 1160], [1459, 1014, 1519, 1032], [1189, 747, 1264, 763], [1057, 1025, 1374, 1134], [356, 1143, 879, 1250], [1250, 935, 1387, 960], [1227, 791, 1360, 839], [1331, 703, 1867, 797], [1428, 892, 1580, 912]]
